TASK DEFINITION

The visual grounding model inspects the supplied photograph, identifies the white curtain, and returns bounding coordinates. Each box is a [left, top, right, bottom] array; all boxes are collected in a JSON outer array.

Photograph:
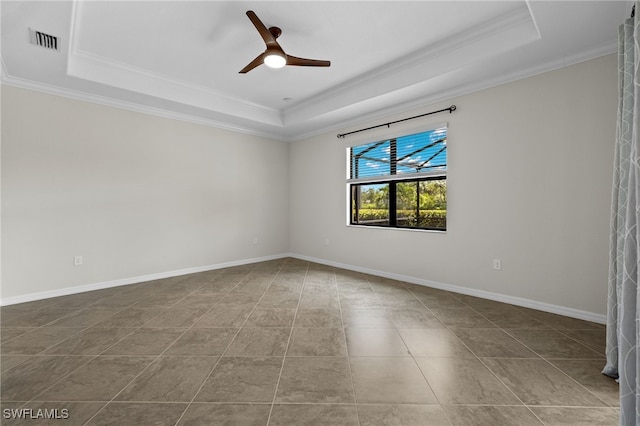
[[604, 3, 640, 425]]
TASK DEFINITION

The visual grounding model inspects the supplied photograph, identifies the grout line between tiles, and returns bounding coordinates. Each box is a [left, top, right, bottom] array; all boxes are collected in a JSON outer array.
[[173, 260, 290, 426], [0, 258, 617, 425], [80, 267, 250, 425], [265, 260, 309, 426], [336, 269, 362, 426], [387, 280, 453, 424]]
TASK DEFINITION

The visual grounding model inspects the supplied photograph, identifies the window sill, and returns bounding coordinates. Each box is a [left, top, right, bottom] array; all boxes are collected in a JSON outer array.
[[346, 224, 446, 234]]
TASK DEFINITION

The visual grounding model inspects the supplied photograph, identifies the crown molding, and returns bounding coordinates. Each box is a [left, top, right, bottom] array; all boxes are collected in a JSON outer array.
[[1, 38, 616, 144], [67, 0, 282, 128], [67, 49, 284, 126], [286, 40, 617, 142], [282, 5, 538, 126], [0, 73, 284, 141]]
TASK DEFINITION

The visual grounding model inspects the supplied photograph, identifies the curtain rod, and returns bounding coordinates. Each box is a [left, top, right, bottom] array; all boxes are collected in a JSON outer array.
[[336, 105, 456, 139]]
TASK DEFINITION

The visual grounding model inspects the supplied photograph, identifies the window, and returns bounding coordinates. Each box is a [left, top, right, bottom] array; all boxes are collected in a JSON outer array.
[[348, 126, 447, 231]]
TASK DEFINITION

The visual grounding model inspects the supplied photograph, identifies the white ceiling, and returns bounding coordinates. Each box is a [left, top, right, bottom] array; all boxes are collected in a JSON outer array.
[[1, 1, 632, 141]]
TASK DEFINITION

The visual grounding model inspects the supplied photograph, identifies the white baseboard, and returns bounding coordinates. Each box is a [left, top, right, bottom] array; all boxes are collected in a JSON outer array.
[[1, 252, 607, 325], [0, 253, 290, 306], [290, 253, 606, 324]]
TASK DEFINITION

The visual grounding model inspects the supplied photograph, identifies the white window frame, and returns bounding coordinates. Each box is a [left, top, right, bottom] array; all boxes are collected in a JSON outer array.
[[345, 122, 448, 232]]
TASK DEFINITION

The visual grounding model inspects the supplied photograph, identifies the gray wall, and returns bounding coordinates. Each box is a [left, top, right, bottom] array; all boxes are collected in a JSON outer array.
[[289, 54, 617, 318], [1, 86, 290, 300]]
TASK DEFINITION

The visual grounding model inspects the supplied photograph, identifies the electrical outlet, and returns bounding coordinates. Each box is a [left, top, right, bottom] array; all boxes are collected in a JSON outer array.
[[324, 238, 330, 246], [252, 237, 258, 245], [492, 259, 502, 270], [74, 256, 83, 266]]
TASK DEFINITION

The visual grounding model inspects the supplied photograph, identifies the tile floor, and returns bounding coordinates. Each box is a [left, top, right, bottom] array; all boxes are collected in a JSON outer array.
[[0, 258, 619, 425]]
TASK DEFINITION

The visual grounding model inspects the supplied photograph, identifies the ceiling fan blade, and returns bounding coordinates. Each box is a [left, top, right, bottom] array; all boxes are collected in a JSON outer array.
[[246, 10, 278, 48], [240, 10, 331, 74], [239, 52, 266, 74], [286, 55, 331, 68]]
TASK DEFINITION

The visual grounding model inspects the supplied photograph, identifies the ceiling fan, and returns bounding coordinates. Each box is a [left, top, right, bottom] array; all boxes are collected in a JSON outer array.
[[239, 10, 331, 74]]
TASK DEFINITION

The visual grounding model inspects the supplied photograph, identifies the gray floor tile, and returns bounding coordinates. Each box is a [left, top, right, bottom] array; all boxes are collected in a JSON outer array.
[[442, 405, 543, 426], [276, 357, 355, 403], [92, 307, 166, 328], [0, 308, 79, 328], [299, 293, 340, 310], [339, 291, 382, 308], [1, 355, 31, 372], [398, 328, 475, 357], [452, 328, 538, 358], [337, 281, 372, 294], [44, 328, 133, 355], [35, 356, 154, 401], [357, 404, 451, 426], [429, 307, 496, 328], [350, 357, 437, 404], [294, 308, 343, 328], [345, 328, 410, 357], [470, 306, 549, 329], [549, 359, 619, 406], [559, 328, 607, 354], [303, 281, 339, 294], [225, 327, 290, 356], [1, 328, 36, 344], [195, 357, 282, 402], [530, 407, 620, 425], [245, 308, 296, 327], [193, 308, 252, 328], [257, 290, 302, 308], [1, 355, 92, 401], [483, 358, 607, 406], [287, 328, 346, 356], [341, 309, 394, 328], [116, 356, 217, 402], [269, 404, 359, 426], [0, 259, 618, 424], [141, 306, 211, 328], [218, 292, 263, 308], [516, 309, 604, 330], [1, 327, 84, 355], [165, 328, 237, 355], [415, 357, 521, 405], [177, 403, 270, 426], [86, 402, 188, 425], [102, 328, 184, 355], [507, 329, 604, 359], [269, 282, 304, 293], [377, 295, 425, 309], [386, 308, 445, 329], [45, 308, 124, 328], [133, 293, 186, 309], [411, 289, 468, 308]]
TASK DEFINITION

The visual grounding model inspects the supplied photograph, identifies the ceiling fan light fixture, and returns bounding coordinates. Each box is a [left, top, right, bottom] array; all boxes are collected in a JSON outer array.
[[239, 11, 330, 74], [264, 52, 286, 69]]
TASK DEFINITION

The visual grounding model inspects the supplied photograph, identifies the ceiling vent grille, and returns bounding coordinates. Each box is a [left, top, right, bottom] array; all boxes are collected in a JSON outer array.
[[29, 28, 59, 51]]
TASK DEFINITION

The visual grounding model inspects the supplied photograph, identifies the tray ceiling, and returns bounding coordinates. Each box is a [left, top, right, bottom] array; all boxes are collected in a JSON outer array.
[[1, 1, 631, 141]]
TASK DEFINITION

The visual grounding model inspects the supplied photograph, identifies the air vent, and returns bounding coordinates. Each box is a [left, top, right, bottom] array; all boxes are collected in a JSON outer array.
[[29, 28, 59, 51]]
